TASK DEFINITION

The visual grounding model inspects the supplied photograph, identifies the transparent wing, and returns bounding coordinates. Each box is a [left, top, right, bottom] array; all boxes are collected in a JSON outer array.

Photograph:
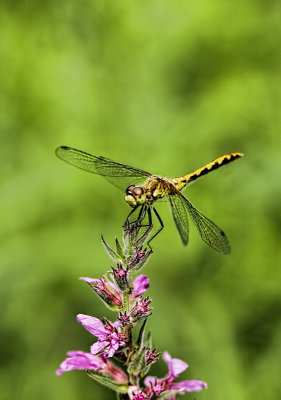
[[55, 146, 151, 191], [168, 194, 189, 245], [179, 192, 231, 254]]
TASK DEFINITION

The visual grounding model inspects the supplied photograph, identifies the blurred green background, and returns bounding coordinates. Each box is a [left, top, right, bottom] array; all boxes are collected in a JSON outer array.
[[1, 1, 280, 399]]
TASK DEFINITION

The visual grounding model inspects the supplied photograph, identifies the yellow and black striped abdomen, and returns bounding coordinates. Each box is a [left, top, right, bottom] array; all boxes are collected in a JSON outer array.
[[172, 152, 244, 191]]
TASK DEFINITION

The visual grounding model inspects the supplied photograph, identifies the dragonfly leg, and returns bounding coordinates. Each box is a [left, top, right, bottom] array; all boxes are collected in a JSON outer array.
[[128, 204, 147, 226], [147, 207, 164, 250], [124, 205, 147, 232], [124, 205, 140, 225], [123, 206, 141, 233], [124, 205, 161, 250], [136, 206, 154, 246], [137, 204, 146, 223], [134, 205, 152, 230]]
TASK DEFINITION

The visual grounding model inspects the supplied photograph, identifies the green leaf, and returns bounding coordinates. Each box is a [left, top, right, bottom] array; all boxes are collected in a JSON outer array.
[[128, 347, 146, 374], [115, 238, 124, 258], [101, 235, 123, 263], [87, 370, 128, 394], [93, 294, 121, 312]]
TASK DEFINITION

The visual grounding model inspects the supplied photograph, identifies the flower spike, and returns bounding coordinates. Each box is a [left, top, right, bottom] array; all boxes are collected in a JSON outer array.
[[56, 201, 207, 398]]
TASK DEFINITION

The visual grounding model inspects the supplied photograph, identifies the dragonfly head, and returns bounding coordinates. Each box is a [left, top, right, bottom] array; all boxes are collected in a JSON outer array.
[[125, 185, 146, 207]]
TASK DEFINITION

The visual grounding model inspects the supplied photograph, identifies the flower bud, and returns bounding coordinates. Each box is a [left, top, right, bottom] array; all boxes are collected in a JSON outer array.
[[130, 296, 152, 324], [111, 265, 130, 291], [145, 347, 161, 366], [103, 358, 128, 384], [81, 276, 122, 311], [128, 248, 152, 271], [118, 311, 132, 327]]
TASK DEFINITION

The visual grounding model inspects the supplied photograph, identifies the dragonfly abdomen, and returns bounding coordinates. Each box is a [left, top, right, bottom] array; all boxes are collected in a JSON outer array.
[[172, 152, 243, 191]]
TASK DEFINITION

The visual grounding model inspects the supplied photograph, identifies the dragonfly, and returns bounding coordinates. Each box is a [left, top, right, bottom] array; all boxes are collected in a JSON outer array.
[[55, 146, 243, 254]]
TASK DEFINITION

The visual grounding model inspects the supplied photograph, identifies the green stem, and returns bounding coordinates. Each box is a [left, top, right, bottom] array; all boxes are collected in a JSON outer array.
[[122, 289, 130, 314]]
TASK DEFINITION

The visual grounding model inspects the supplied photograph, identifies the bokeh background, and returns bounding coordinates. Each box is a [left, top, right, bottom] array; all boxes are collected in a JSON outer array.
[[1, 1, 280, 399]]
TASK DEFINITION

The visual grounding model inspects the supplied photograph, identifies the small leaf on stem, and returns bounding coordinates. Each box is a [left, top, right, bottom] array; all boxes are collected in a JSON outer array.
[[102, 235, 123, 263]]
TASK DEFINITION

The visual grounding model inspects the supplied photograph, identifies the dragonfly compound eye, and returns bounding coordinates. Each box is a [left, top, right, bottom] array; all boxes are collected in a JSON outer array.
[[132, 187, 144, 197], [126, 185, 135, 194]]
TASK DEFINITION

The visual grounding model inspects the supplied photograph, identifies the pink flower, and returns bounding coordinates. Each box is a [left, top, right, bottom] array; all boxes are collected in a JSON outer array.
[[144, 352, 207, 399], [77, 314, 126, 358], [80, 274, 149, 300], [80, 276, 122, 309], [56, 351, 105, 376], [56, 350, 128, 383], [169, 379, 208, 393]]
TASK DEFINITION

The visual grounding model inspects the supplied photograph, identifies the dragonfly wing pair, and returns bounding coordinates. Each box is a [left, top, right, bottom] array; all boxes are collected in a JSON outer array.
[[168, 192, 230, 254], [55, 146, 150, 191]]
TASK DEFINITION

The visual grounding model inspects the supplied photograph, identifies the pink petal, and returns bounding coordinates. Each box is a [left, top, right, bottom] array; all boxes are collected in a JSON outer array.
[[170, 380, 207, 392], [80, 277, 121, 296], [107, 280, 121, 295], [66, 350, 87, 358], [56, 350, 104, 375], [144, 376, 156, 387], [107, 346, 117, 358], [112, 320, 121, 329], [79, 277, 99, 283], [77, 314, 108, 339], [111, 340, 120, 351], [133, 275, 149, 297], [163, 351, 172, 364], [163, 352, 188, 379], [91, 340, 109, 354]]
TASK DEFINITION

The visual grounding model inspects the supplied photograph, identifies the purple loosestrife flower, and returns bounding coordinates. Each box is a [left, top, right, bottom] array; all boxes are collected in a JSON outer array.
[[80, 276, 123, 310], [77, 314, 126, 358], [56, 351, 128, 384], [80, 274, 149, 306], [56, 351, 104, 376], [144, 352, 207, 399]]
